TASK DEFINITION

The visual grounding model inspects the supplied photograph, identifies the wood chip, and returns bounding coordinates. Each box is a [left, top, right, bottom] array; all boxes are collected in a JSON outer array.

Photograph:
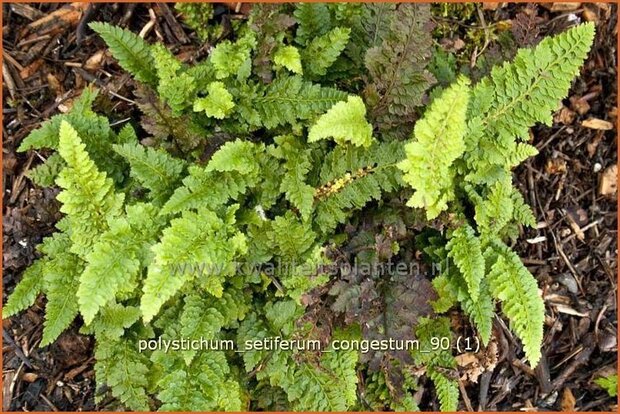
[[25, 2, 88, 38], [587, 130, 604, 157], [554, 106, 576, 125], [46, 73, 63, 97], [569, 95, 591, 115], [582, 118, 614, 130], [541, 3, 582, 12], [482, 3, 500, 11], [553, 303, 588, 317], [2, 62, 16, 100], [19, 59, 44, 80], [9, 4, 44, 21], [561, 388, 576, 411], [22, 372, 39, 383], [582, 7, 598, 23], [84, 50, 106, 71], [598, 164, 617, 197], [564, 212, 585, 241], [527, 236, 547, 244]]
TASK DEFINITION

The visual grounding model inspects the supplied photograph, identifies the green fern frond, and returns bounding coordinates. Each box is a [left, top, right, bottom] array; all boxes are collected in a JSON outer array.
[[179, 290, 248, 363], [465, 23, 595, 180], [414, 317, 459, 412], [429, 370, 459, 412], [4, 260, 45, 318], [95, 338, 151, 411], [18, 87, 127, 182], [162, 140, 263, 214], [511, 190, 537, 228], [271, 135, 315, 220], [458, 278, 494, 344], [274, 45, 303, 75], [27, 153, 65, 187], [486, 241, 545, 367], [308, 96, 374, 147], [55, 121, 125, 258], [431, 273, 458, 313], [175, 3, 214, 41], [268, 213, 316, 260], [90, 22, 157, 85], [151, 44, 196, 114], [210, 32, 256, 80], [253, 75, 348, 128], [157, 352, 242, 411], [77, 204, 163, 326], [193, 81, 235, 119], [302, 27, 351, 78], [398, 77, 470, 219], [141, 207, 247, 322], [294, 3, 332, 45], [81, 303, 141, 340], [470, 181, 514, 236], [315, 141, 404, 233], [447, 224, 484, 302], [206, 140, 262, 174], [113, 142, 186, 205], [78, 219, 141, 325], [594, 374, 618, 397], [41, 252, 84, 346]]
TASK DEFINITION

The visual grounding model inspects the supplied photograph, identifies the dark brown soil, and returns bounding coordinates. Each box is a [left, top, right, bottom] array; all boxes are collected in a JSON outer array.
[[2, 3, 617, 412]]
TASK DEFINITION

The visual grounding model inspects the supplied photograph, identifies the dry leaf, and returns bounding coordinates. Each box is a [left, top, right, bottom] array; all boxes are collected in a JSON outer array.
[[582, 118, 614, 130], [455, 340, 498, 383], [598, 164, 617, 197], [46, 73, 62, 97], [554, 106, 576, 125], [545, 158, 568, 175]]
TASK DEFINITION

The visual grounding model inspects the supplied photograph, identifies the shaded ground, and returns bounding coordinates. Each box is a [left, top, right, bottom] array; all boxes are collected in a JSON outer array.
[[2, 3, 617, 411]]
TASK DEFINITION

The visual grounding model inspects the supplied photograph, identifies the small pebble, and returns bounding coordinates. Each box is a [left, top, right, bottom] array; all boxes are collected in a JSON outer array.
[[593, 162, 602, 173], [557, 273, 579, 294]]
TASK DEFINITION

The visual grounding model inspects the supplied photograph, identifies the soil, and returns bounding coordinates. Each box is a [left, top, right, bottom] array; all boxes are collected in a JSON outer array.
[[2, 3, 617, 412]]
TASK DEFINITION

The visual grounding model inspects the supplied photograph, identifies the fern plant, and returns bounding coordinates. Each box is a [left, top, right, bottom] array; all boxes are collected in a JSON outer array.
[[5, 3, 595, 411]]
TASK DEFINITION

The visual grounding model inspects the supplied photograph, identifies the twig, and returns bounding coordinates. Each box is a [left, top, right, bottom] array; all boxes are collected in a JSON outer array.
[[39, 394, 59, 412], [536, 126, 567, 151], [550, 337, 595, 391], [458, 379, 474, 411], [156, 3, 190, 44], [2, 62, 17, 100], [478, 371, 491, 410], [2, 329, 34, 369], [471, 5, 492, 68], [76, 3, 100, 46], [549, 229, 584, 295]]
